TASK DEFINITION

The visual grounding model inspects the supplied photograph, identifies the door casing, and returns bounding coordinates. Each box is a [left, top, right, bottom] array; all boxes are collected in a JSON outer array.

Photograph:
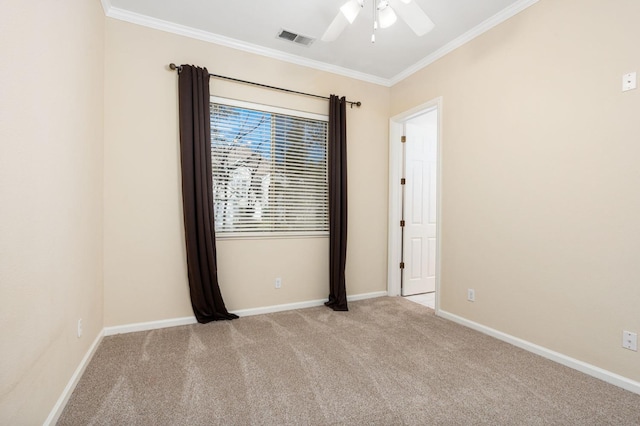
[[387, 97, 443, 312]]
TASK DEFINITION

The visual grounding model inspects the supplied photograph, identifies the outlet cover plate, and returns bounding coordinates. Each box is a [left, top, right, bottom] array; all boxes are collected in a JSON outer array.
[[622, 331, 637, 351], [467, 289, 475, 302], [623, 72, 637, 92]]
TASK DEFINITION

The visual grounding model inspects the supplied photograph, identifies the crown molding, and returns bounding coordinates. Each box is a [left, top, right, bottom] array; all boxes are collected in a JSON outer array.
[[389, 0, 539, 85], [101, 0, 539, 88], [100, 0, 111, 16], [104, 5, 392, 87]]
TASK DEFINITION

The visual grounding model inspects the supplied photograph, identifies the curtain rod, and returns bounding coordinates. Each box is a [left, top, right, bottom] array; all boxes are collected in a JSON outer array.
[[169, 63, 361, 108]]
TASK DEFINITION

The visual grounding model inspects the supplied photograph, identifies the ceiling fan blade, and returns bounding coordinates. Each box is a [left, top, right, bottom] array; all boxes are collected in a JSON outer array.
[[390, 0, 435, 36], [340, 0, 364, 23], [321, 11, 349, 42]]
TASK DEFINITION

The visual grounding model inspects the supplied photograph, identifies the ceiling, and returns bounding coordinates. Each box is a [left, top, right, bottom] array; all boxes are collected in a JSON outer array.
[[105, 0, 537, 85]]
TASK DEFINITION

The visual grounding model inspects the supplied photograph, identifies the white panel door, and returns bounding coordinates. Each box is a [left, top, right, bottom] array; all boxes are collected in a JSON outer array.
[[402, 113, 437, 296]]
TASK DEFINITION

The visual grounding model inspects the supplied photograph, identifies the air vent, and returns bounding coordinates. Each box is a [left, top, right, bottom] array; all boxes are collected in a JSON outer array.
[[277, 29, 315, 47]]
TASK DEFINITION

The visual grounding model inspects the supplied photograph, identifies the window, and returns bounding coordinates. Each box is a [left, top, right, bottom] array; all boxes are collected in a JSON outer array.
[[210, 97, 328, 237]]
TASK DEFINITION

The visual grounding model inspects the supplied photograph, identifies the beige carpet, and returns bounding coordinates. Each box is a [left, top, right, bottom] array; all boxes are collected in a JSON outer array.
[[58, 297, 640, 425]]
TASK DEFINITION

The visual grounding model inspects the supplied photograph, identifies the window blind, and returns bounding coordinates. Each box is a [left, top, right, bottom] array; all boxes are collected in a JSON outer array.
[[210, 98, 329, 236]]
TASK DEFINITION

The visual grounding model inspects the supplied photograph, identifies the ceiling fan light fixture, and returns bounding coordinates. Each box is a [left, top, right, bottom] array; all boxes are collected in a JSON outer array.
[[340, 0, 364, 24], [323, 0, 433, 42], [378, 4, 397, 28]]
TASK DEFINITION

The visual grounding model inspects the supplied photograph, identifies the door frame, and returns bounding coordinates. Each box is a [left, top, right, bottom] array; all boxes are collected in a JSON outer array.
[[387, 97, 443, 311]]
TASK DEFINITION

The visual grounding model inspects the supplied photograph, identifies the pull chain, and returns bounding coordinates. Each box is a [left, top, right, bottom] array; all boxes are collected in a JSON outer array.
[[371, 0, 378, 43]]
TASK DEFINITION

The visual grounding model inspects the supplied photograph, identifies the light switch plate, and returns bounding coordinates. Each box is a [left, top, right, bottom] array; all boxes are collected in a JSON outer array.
[[622, 72, 637, 92]]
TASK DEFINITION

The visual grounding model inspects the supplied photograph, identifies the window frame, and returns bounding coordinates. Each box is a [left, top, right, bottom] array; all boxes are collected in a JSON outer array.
[[210, 96, 330, 240]]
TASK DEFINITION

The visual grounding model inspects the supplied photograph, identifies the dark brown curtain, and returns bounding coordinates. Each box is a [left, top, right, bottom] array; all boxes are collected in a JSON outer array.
[[178, 64, 238, 323], [325, 95, 349, 311]]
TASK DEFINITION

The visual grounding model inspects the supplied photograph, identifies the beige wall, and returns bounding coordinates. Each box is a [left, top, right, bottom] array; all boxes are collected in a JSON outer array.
[[4, 0, 638, 421], [0, 1, 105, 424], [391, 0, 640, 381], [103, 19, 390, 326]]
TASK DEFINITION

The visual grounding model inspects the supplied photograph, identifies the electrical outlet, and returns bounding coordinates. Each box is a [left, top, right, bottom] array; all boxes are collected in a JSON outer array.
[[622, 331, 637, 351], [77, 319, 83, 338], [467, 289, 475, 302], [275, 277, 282, 289], [622, 72, 637, 92]]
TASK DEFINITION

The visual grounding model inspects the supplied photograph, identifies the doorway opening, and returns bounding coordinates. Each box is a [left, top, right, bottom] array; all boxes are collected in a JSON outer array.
[[387, 98, 442, 312]]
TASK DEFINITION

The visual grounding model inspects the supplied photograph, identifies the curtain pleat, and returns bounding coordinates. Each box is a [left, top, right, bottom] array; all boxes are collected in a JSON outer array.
[[325, 95, 349, 311], [178, 64, 238, 323]]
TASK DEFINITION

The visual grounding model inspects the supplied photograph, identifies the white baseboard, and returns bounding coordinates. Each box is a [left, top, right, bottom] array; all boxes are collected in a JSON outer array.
[[234, 298, 327, 317], [437, 309, 640, 396], [348, 290, 388, 302], [104, 290, 388, 336], [234, 290, 388, 317], [44, 330, 104, 425], [46, 291, 387, 422], [104, 316, 198, 336], [46, 294, 636, 424]]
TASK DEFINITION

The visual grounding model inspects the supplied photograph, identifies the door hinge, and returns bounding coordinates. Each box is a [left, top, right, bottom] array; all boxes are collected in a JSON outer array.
[[400, 262, 405, 269], [400, 220, 405, 227], [400, 178, 406, 185], [401, 136, 406, 143]]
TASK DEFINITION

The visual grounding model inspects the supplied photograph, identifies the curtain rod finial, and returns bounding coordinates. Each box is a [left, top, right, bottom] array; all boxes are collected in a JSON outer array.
[[169, 63, 182, 72]]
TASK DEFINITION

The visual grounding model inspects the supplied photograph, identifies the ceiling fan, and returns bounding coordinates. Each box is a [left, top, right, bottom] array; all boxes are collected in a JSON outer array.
[[322, 0, 435, 43]]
